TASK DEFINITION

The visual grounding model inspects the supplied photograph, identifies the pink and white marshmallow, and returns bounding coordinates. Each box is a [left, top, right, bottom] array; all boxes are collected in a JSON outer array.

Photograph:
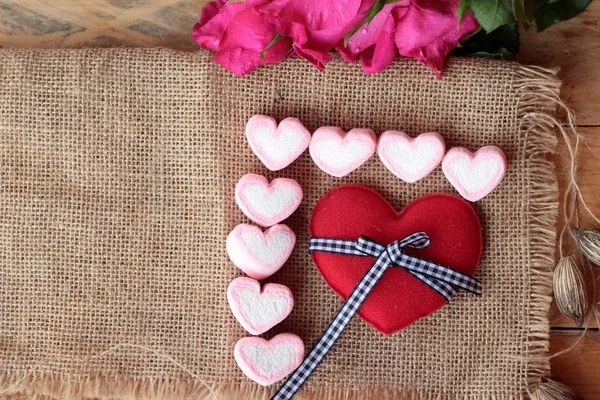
[[309, 127, 377, 177], [227, 224, 295, 280], [442, 145, 507, 202], [235, 174, 303, 227], [234, 333, 304, 386], [228, 277, 294, 335], [246, 115, 311, 171], [377, 131, 446, 183]]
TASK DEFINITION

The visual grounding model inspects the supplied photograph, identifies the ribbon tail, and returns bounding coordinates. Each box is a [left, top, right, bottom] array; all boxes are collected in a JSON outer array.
[[393, 253, 482, 295], [294, 234, 482, 400], [271, 251, 392, 400], [408, 270, 456, 302]]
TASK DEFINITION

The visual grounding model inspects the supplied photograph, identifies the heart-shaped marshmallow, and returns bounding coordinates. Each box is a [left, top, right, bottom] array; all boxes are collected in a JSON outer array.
[[377, 131, 446, 183], [246, 115, 311, 171], [234, 333, 304, 386], [227, 224, 295, 280], [235, 174, 303, 227], [309, 127, 377, 177], [442, 146, 507, 202], [228, 277, 294, 335]]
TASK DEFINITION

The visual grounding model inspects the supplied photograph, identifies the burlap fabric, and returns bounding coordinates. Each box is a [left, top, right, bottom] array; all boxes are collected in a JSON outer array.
[[0, 48, 559, 399]]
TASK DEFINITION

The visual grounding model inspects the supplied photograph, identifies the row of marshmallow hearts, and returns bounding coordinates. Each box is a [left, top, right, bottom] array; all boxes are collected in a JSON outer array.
[[227, 226, 298, 333], [230, 173, 305, 386], [229, 277, 304, 385], [247, 115, 507, 202], [229, 276, 304, 385], [228, 251, 305, 385]]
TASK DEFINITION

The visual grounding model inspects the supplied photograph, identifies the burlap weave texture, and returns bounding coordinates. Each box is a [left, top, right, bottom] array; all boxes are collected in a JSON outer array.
[[0, 48, 559, 399]]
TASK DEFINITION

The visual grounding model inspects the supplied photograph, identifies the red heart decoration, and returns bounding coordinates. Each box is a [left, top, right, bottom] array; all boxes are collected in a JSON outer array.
[[310, 185, 482, 335]]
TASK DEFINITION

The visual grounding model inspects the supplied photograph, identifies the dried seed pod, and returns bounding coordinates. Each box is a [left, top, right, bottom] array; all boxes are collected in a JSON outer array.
[[572, 228, 600, 267], [553, 255, 590, 327], [530, 377, 582, 400]]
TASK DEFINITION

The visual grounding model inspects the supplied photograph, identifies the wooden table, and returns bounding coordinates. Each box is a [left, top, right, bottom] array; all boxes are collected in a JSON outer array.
[[1, 0, 599, 398]]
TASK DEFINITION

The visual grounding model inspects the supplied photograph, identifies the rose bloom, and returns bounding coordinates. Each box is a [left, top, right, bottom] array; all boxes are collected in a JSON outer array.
[[192, 0, 291, 77], [193, 0, 479, 76]]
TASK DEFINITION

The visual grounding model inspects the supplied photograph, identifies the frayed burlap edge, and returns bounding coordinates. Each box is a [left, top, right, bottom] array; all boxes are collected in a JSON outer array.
[[0, 65, 561, 400], [0, 373, 459, 400], [514, 66, 561, 398]]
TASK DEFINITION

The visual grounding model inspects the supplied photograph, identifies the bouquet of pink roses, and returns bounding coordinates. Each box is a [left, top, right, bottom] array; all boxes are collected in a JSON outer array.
[[193, 0, 591, 77]]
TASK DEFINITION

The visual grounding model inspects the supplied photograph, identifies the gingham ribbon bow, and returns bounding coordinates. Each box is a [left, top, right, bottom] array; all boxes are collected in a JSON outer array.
[[271, 232, 481, 400]]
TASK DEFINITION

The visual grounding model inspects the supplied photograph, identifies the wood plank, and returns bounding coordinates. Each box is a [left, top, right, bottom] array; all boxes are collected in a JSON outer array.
[[550, 330, 600, 399], [519, 0, 600, 125], [552, 127, 600, 328], [0, 0, 209, 50]]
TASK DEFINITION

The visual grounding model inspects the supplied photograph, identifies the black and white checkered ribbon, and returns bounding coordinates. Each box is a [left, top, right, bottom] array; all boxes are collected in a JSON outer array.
[[271, 232, 481, 400]]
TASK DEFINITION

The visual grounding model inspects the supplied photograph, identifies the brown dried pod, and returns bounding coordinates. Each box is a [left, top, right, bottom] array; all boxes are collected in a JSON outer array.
[[572, 228, 600, 267], [552, 255, 590, 327], [530, 377, 582, 400]]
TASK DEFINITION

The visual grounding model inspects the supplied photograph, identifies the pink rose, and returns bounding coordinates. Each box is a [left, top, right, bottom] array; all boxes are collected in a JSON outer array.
[[193, 0, 261, 51], [337, 1, 408, 74], [192, 0, 291, 77], [262, 0, 368, 70], [339, 0, 478, 75], [394, 0, 479, 75], [193, 0, 479, 77]]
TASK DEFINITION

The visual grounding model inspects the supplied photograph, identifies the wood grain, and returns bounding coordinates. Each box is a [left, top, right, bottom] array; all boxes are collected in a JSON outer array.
[[0, 0, 209, 50], [552, 126, 600, 329], [550, 330, 600, 399], [522, 5, 600, 394], [520, 0, 600, 125], [1, 0, 600, 398]]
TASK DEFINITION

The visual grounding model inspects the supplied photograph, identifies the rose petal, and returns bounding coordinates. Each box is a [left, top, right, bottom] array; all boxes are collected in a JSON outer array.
[[336, 44, 358, 64], [262, 0, 367, 69], [192, 0, 270, 51], [394, 0, 479, 74], [263, 0, 363, 32], [198, 0, 221, 26], [360, 14, 398, 74], [293, 43, 331, 71], [346, 2, 408, 54], [334, 0, 381, 63], [214, 7, 290, 77]]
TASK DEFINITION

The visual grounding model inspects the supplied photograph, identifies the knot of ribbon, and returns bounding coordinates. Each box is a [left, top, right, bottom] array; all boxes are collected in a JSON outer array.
[[271, 232, 481, 400], [309, 232, 482, 302]]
